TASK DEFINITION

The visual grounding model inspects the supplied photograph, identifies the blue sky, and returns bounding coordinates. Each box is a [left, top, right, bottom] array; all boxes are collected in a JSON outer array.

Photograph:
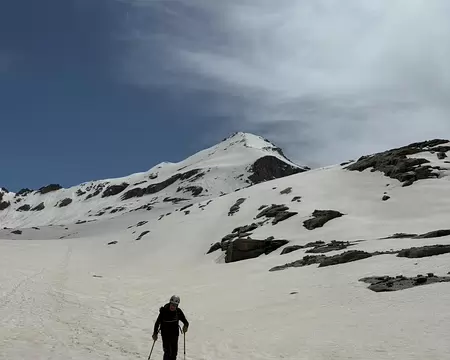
[[2, 0, 450, 192]]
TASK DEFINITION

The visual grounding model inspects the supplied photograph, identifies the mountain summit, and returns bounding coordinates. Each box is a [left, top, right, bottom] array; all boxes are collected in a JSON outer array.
[[0, 132, 308, 228]]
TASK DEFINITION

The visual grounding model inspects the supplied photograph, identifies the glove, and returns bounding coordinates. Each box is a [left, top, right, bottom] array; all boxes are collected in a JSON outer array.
[[182, 325, 188, 333], [152, 333, 158, 341]]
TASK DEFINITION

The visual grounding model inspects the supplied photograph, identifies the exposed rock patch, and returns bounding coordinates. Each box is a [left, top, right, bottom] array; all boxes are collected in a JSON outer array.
[[305, 240, 354, 254], [228, 198, 246, 216], [16, 188, 32, 196], [256, 204, 288, 219], [177, 185, 203, 197], [110, 206, 125, 214], [232, 223, 259, 235], [163, 197, 188, 204], [345, 139, 448, 185], [107, 241, 118, 245], [38, 184, 62, 194], [247, 156, 307, 184], [437, 152, 447, 160], [280, 187, 292, 195], [382, 195, 390, 201], [76, 189, 86, 197], [415, 229, 450, 239], [11, 230, 22, 235], [291, 196, 301, 202], [31, 202, 45, 211], [225, 237, 289, 263], [319, 250, 372, 267], [0, 200, 10, 210], [397, 244, 450, 258], [272, 211, 298, 225], [280, 245, 304, 255], [270, 255, 326, 271], [57, 198, 72, 207], [102, 183, 129, 198], [360, 274, 450, 292], [207, 242, 222, 254], [303, 210, 344, 230], [180, 204, 193, 211], [136, 231, 150, 241]]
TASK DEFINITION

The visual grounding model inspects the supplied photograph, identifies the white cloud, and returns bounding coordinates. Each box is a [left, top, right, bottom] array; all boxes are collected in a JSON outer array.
[[118, 0, 450, 166]]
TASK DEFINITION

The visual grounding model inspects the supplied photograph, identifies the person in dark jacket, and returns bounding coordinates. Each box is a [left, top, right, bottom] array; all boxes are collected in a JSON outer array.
[[152, 295, 189, 360]]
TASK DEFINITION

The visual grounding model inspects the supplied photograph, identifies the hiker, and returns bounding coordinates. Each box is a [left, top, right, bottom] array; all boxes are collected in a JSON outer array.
[[152, 295, 189, 360]]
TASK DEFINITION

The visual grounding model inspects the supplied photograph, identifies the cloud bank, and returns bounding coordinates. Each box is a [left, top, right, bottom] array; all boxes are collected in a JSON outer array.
[[118, 0, 450, 166]]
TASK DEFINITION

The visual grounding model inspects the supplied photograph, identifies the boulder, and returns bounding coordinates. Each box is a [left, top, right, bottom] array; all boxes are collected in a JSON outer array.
[[31, 202, 45, 211], [303, 210, 344, 230], [225, 237, 289, 263], [382, 195, 390, 201], [256, 204, 289, 219], [280, 187, 292, 195], [0, 201, 10, 210]]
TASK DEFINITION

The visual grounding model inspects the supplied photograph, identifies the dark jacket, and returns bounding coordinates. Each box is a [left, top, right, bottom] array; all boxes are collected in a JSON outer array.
[[153, 303, 189, 338]]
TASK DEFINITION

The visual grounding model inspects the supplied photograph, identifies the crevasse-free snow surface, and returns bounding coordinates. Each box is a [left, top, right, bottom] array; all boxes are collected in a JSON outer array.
[[2, 134, 450, 359]]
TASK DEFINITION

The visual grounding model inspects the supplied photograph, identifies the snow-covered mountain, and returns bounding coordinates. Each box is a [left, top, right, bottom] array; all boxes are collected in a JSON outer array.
[[0, 132, 308, 228], [2, 135, 450, 360]]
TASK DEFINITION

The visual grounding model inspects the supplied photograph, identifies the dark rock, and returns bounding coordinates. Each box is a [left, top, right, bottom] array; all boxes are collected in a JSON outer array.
[[228, 198, 246, 216], [318, 250, 372, 267], [180, 204, 193, 211], [258, 205, 268, 211], [382, 195, 390, 201], [76, 189, 86, 197], [305, 240, 326, 247], [163, 197, 187, 204], [437, 152, 447, 160], [75, 220, 87, 224], [303, 210, 344, 230], [280, 187, 292, 195], [0, 200, 10, 210], [397, 244, 450, 258], [184, 211, 190, 215], [256, 204, 289, 219], [345, 139, 448, 186], [57, 198, 72, 207], [305, 240, 353, 254], [107, 241, 118, 245], [11, 230, 22, 235], [414, 229, 450, 239], [207, 242, 222, 254], [102, 183, 129, 198], [232, 223, 259, 234], [248, 156, 308, 184], [110, 207, 125, 213], [31, 202, 45, 211], [16, 188, 32, 196], [291, 196, 301, 202], [270, 255, 326, 271], [133, 180, 147, 186], [149, 173, 158, 179], [280, 245, 305, 255], [132, 203, 154, 212], [177, 186, 203, 197], [38, 184, 62, 194], [85, 189, 102, 200], [121, 187, 145, 200], [222, 233, 239, 242], [360, 274, 450, 292], [32, 227, 40, 230], [136, 221, 148, 227], [136, 231, 150, 241], [1, 187, 9, 193], [225, 237, 289, 263], [272, 211, 298, 225], [381, 233, 418, 239]]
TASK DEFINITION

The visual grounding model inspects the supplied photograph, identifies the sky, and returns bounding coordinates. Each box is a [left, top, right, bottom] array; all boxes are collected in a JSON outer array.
[[1, 0, 450, 192]]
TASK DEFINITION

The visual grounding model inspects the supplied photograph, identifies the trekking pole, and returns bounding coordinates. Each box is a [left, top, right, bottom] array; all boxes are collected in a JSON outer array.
[[183, 331, 186, 360], [147, 338, 156, 360]]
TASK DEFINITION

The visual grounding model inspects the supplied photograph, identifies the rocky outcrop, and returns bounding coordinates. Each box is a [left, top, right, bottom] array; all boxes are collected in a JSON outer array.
[[102, 183, 129, 198], [57, 198, 72, 207], [180, 204, 193, 211], [228, 198, 246, 216], [16, 188, 32, 196], [17, 204, 31, 211], [305, 240, 353, 254], [397, 245, 450, 258], [381, 229, 450, 240], [280, 187, 292, 195], [163, 197, 188, 204], [382, 195, 390, 201], [136, 231, 150, 241], [247, 156, 307, 184], [11, 230, 22, 235], [303, 210, 344, 230], [345, 139, 449, 186], [38, 184, 62, 194], [76, 189, 86, 197], [177, 185, 203, 197], [121, 169, 204, 200], [107, 241, 118, 245], [0, 193, 10, 210], [207, 242, 222, 254], [232, 223, 259, 235], [270, 255, 326, 271], [31, 202, 45, 211], [318, 250, 372, 267], [225, 237, 289, 263], [360, 274, 450, 292], [280, 245, 304, 255]]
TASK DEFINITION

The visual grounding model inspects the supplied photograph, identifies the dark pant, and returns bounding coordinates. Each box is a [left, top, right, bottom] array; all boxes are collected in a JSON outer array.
[[162, 335, 179, 360]]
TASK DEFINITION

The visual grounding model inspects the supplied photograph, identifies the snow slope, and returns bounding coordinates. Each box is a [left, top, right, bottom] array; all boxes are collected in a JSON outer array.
[[1, 137, 450, 359], [0, 132, 308, 229]]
